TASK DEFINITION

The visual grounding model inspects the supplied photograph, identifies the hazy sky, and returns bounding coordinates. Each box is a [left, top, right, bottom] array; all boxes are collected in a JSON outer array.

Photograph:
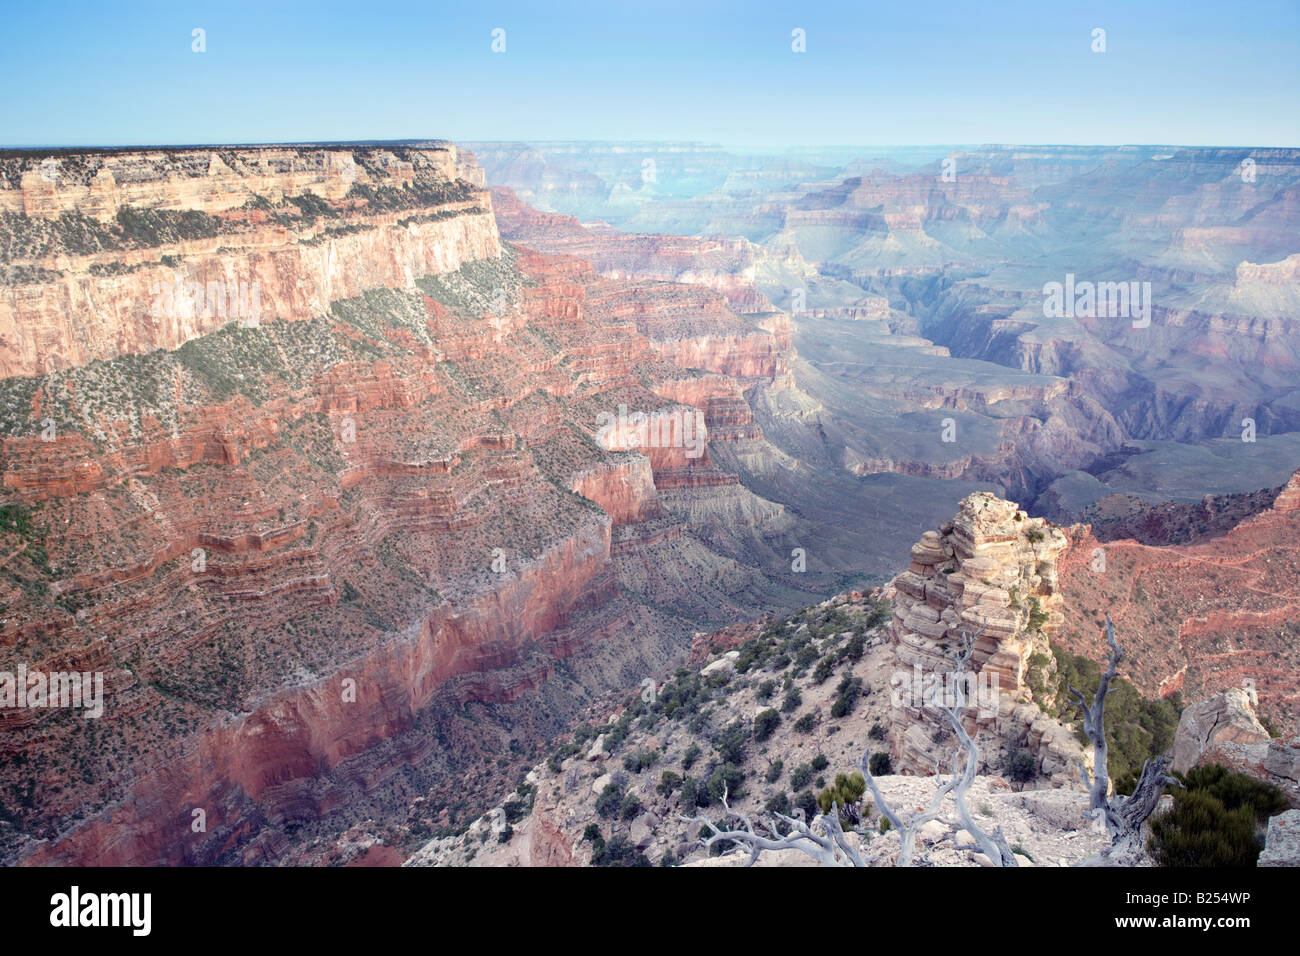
[[2, 0, 1296, 147]]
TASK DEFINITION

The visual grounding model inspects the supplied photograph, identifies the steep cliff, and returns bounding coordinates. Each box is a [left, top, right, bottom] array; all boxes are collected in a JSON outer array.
[[0, 146, 499, 377], [1054, 468, 1300, 730], [887, 492, 1086, 784], [0, 146, 819, 865]]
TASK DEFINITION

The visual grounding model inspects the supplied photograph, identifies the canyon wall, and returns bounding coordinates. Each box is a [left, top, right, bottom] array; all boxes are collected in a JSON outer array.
[[0, 145, 819, 865], [1054, 468, 1300, 730], [0, 146, 500, 377]]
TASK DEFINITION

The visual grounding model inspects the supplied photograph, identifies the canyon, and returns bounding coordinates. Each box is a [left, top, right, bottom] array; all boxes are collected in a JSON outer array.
[[2, 140, 1298, 867], [1, 143, 970, 865], [475, 142, 1300, 511]]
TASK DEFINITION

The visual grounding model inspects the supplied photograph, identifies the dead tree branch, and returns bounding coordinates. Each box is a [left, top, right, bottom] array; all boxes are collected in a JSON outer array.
[[1070, 614, 1181, 866], [679, 786, 863, 866]]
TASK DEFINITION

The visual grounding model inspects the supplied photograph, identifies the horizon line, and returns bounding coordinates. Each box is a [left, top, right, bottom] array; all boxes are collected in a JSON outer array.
[[1, 140, 1295, 152]]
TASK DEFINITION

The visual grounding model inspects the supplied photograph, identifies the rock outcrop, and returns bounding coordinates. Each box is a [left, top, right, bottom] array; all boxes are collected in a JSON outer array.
[[1258, 809, 1300, 866], [0, 146, 500, 378], [1171, 688, 1300, 807], [1171, 687, 1272, 774], [889, 492, 1086, 784]]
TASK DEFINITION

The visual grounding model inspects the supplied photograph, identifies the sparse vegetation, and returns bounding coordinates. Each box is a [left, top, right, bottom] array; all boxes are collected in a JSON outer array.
[[753, 708, 781, 742], [1147, 764, 1288, 867], [816, 771, 867, 822], [1050, 645, 1182, 793]]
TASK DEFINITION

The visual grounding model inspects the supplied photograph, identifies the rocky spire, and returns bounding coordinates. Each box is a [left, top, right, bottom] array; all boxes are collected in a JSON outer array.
[[888, 491, 1085, 785]]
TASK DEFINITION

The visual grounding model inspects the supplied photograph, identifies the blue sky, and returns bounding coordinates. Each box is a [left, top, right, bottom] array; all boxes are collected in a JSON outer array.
[[1, 0, 1296, 147]]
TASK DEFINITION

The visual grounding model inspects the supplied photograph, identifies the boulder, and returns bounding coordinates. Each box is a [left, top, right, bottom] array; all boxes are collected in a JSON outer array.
[[917, 819, 948, 844], [1258, 810, 1300, 867], [701, 657, 734, 679], [1171, 688, 1270, 774], [630, 815, 656, 850]]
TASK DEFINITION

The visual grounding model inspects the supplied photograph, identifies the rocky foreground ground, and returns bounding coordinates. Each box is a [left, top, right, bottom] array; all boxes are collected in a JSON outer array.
[[403, 589, 1112, 868]]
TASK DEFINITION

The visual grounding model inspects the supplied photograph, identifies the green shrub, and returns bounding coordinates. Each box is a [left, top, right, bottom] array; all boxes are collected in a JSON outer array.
[[547, 742, 580, 773], [595, 783, 622, 819], [765, 792, 791, 816], [869, 752, 892, 776], [1005, 750, 1037, 784], [865, 599, 891, 629], [811, 754, 829, 772], [791, 763, 814, 791], [622, 749, 658, 774], [679, 776, 699, 812], [765, 759, 784, 784], [753, 708, 781, 742], [504, 797, 529, 824], [594, 834, 651, 867], [1027, 597, 1049, 631], [1051, 645, 1182, 785], [1148, 792, 1262, 867], [793, 713, 816, 734], [782, 688, 802, 713], [830, 674, 864, 719], [1147, 765, 1288, 867], [714, 722, 749, 765], [657, 771, 682, 796], [705, 763, 746, 804], [817, 771, 867, 820], [620, 793, 642, 820], [681, 743, 701, 769]]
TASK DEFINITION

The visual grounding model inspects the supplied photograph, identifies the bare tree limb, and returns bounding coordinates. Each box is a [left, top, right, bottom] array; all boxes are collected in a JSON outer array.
[[679, 786, 856, 866], [679, 624, 1024, 867], [1071, 614, 1181, 865], [929, 626, 1018, 866]]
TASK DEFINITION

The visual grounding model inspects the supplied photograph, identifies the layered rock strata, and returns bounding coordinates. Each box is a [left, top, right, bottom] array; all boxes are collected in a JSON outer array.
[[1054, 468, 1300, 729], [0, 145, 499, 377], [888, 492, 1085, 784], [0, 146, 813, 865]]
